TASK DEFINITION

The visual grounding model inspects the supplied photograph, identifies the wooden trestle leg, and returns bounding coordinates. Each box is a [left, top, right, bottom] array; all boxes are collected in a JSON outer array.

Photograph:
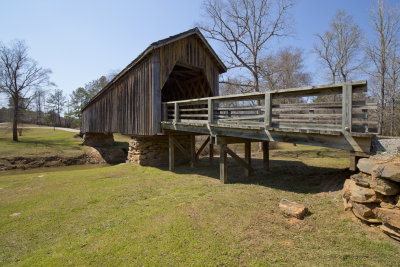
[[262, 141, 270, 171]]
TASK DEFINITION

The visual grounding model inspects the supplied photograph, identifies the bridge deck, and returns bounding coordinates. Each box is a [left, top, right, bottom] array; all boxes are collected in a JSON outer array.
[[160, 81, 377, 183]]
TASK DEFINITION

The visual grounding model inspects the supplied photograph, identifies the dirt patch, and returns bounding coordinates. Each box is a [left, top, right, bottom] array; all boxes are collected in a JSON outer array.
[[0, 155, 87, 171]]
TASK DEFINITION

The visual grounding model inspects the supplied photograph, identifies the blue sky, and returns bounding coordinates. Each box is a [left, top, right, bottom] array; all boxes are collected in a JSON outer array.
[[0, 0, 390, 106]]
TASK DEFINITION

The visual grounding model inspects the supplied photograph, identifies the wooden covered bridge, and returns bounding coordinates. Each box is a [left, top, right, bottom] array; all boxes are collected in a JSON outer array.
[[82, 28, 377, 183]]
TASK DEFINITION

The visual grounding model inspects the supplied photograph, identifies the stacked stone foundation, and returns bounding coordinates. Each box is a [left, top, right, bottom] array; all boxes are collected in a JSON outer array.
[[342, 157, 400, 241], [127, 135, 190, 166]]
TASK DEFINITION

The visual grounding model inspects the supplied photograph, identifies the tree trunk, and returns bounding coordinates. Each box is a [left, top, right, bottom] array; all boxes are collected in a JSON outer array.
[[391, 95, 395, 136], [12, 97, 19, 142], [379, 78, 385, 135]]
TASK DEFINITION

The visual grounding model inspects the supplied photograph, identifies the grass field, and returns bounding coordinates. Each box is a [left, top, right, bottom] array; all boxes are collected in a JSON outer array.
[[1, 144, 400, 266], [0, 126, 85, 158], [0, 125, 130, 159]]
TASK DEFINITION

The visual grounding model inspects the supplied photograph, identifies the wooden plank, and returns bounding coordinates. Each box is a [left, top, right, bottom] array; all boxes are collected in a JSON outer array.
[[151, 51, 161, 134], [162, 81, 367, 106], [174, 102, 180, 123], [271, 122, 342, 131], [190, 134, 196, 168], [208, 98, 214, 124], [264, 93, 272, 129], [262, 141, 270, 171], [342, 84, 352, 133], [169, 135, 175, 171], [225, 146, 254, 175], [161, 122, 372, 153], [195, 136, 210, 160], [244, 141, 251, 177], [162, 103, 168, 121], [171, 135, 191, 159], [220, 144, 228, 184], [209, 143, 214, 165]]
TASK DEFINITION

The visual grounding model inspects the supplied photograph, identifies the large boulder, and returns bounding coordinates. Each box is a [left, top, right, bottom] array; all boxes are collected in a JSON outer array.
[[357, 158, 400, 183]]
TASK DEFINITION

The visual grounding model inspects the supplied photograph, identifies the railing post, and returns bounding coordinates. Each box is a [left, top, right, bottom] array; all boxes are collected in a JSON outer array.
[[342, 84, 352, 133], [208, 98, 214, 125], [162, 103, 167, 121], [174, 102, 180, 123], [264, 92, 272, 129]]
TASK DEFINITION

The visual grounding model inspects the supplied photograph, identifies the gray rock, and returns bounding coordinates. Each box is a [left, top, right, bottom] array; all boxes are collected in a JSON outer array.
[[357, 158, 400, 183], [357, 158, 375, 175], [370, 177, 400, 196], [350, 173, 371, 187]]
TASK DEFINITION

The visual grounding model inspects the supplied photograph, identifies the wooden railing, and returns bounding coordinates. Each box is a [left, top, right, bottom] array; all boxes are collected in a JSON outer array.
[[161, 81, 378, 135]]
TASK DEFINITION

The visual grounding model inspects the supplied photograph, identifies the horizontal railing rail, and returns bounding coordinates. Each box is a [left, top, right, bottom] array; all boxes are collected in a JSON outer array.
[[161, 81, 378, 134]]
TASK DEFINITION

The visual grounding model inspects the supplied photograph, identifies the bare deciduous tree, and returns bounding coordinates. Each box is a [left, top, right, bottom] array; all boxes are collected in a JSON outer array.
[[366, 0, 400, 134], [314, 9, 363, 84], [199, 0, 294, 92], [260, 47, 311, 90], [33, 88, 47, 125], [387, 40, 400, 135], [0, 40, 52, 141], [47, 89, 66, 126]]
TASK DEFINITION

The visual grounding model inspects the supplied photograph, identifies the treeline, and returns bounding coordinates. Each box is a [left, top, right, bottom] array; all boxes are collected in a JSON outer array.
[[0, 75, 114, 129]]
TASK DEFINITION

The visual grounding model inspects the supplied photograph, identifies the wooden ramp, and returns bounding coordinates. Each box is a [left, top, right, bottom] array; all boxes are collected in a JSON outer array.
[[160, 81, 378, 183]]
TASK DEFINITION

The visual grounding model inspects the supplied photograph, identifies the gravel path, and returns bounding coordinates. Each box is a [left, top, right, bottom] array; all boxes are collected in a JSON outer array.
[[0, 125, 80, 133], [371, 136, 400, 159]]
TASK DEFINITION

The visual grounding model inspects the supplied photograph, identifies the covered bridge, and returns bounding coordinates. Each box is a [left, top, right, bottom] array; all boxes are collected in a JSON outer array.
[[81, 28, 377, 183], [81, 28, 227, 137]]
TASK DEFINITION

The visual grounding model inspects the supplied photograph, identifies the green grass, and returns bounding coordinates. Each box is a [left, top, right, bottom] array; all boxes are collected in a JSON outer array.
[[1, 150, 399, 266], [0, 127, 85, 158], [0, 127, 130, 159]]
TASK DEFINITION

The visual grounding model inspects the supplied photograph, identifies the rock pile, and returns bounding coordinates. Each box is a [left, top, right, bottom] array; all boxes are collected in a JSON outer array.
[[342, 157, 400, 241]]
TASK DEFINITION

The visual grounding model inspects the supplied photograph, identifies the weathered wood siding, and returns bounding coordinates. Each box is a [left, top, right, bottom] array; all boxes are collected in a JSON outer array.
[[159, 35, 220, 95], [82, 34, 222, 136], [82, 56, 154, 135]]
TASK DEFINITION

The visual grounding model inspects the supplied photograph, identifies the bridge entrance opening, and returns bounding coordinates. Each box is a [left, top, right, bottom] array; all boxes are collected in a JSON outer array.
[[161, 64, 212, 102]]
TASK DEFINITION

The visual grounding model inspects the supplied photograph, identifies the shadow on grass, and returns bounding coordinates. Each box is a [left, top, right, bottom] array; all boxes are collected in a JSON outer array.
[[157, 157, 350, 194], [91, 142, 129, 164]]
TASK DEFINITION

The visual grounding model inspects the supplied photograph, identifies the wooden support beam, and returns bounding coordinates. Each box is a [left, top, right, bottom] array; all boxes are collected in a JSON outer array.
[[225, 146, 254, 175], [342, 84, 352, 133], [208, 98, 214, 124], [170, 135, 190, 159], [162, 103, 168, 121], [190, 134, 196, 168], [169, 135, 175, 171], [220, 144, 228, 184], [264, 92, 272, 129], [262, 141, 270, 171], [244, 142, 251, 177], [209, 143, 214, 165], [174, 102, 180, 123], [349, 151, 369, 171], [195, 136, 210, 160]]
